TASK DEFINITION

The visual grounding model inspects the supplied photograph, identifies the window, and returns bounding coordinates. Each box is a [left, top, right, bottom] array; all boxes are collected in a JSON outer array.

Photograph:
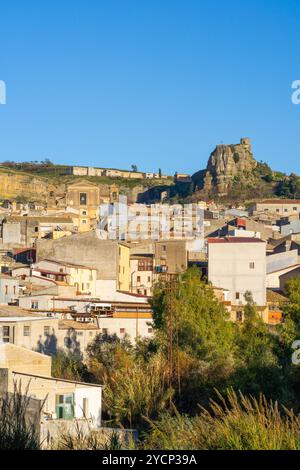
[[82, 210, 87, 216], [148, 327, 153, 334], [144, 289, 147, 296], [276, 209, 280, 213], [148, 276, 151, 283], [294, 207, 298, 211], [102, 328, 108, 335], [64, 337, 71, 348], [80, 193, 87, 205], [23, 326, 30, 337], [137, 276, 141, 283], [249, 262, 255, 269], [138, 259, 153, 271], [82, 397, 89, 418], [13, 286, 16, 295], [35, 226, 39, 233], [55, 394, 74, 420], [81, 219, 87, 224], [235, 292, 240, 300], [120, 328, 125, 334], [236, 311, 243, 322], [31, 301, 38, 309], [2, 326, 10, 342], [44, 326, 50, 336], [4, 285, 8, 295], [284, 209, 288, 212]]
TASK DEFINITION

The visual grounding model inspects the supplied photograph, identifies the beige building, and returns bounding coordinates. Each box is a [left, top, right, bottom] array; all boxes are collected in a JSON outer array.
[[155, 240, 188, 274], [33, 259, 97, 296], [57, 319, 100, 356], [0, 305, 59, 353], [96, 311, 153, 342], [65, 180, 101, 232], [250, 199, 300, 217], [0, 342, 102, 438], [36, 232, 131, 298], [208, 237, 267, 307], [0, 274, 19, 304], [130, 254, 154, 296], [1, 216, 75, 246]]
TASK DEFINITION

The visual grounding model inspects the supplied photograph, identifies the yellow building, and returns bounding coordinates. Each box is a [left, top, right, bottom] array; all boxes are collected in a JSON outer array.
[[117, 243, 130, 292], [65, 180, 100, 232], [34, 259, 98, 296]]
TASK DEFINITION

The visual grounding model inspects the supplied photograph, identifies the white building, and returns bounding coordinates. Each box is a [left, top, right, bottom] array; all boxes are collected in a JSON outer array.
[[0, 274, 19, 305], [208, 237, 267, 306]]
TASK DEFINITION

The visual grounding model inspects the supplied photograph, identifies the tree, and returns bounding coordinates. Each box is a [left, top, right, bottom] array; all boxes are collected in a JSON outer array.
[[52, 350, 93, 383], [232, 294, 283, 399], [131, 164, 138, 172], [151, 267, 234, 362], [150, 268, 238, 412], [282, 277, 300, 330]]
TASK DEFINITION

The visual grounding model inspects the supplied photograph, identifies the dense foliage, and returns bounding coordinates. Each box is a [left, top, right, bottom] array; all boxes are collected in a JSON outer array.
[[50, 267, 300, 449]]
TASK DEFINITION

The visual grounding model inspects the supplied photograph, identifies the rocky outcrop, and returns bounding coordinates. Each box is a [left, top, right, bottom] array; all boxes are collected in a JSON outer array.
[[193, 138, 257, 196], [0, 172, 49, 201]]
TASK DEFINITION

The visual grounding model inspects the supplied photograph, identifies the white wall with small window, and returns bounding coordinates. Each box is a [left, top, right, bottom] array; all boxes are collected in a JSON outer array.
[[74, 386, 102, 427]]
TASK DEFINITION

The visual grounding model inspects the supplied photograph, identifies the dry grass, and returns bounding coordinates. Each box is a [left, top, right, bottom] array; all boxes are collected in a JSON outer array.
[[0, 382, 41, 450], [142, 389, 300, 450]]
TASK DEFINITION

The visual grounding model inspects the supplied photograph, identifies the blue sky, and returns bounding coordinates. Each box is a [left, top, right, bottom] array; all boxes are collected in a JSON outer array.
[[0, 0, 300, 175]]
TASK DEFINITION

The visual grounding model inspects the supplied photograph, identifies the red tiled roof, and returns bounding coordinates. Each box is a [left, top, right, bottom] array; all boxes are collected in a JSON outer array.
[[208, 237, 265, 244], [13, 248, 36, 255]]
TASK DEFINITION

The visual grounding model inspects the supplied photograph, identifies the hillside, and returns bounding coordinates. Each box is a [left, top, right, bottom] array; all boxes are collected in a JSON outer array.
[[1, 143, 300, 206], [0, 162, 173, 204]]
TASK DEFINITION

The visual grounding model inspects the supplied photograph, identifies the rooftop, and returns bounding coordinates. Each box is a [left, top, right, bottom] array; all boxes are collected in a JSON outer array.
[[7, 216, 74, 223], [0, 305, 50, 319], [58, 319, 99, 330], [39, 259, 96, 270], [0, 273, 17, 280], [12, 370, 102, 388], [257, 200, 300, 205], [207, 237, 265, 244], [267, 290, 289, 303]]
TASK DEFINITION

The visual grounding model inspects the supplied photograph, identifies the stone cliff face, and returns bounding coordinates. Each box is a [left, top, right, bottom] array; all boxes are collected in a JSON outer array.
[[0, 171, 165, 204], [0, 172, 49, 200], [193, 138, 257, 196]]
